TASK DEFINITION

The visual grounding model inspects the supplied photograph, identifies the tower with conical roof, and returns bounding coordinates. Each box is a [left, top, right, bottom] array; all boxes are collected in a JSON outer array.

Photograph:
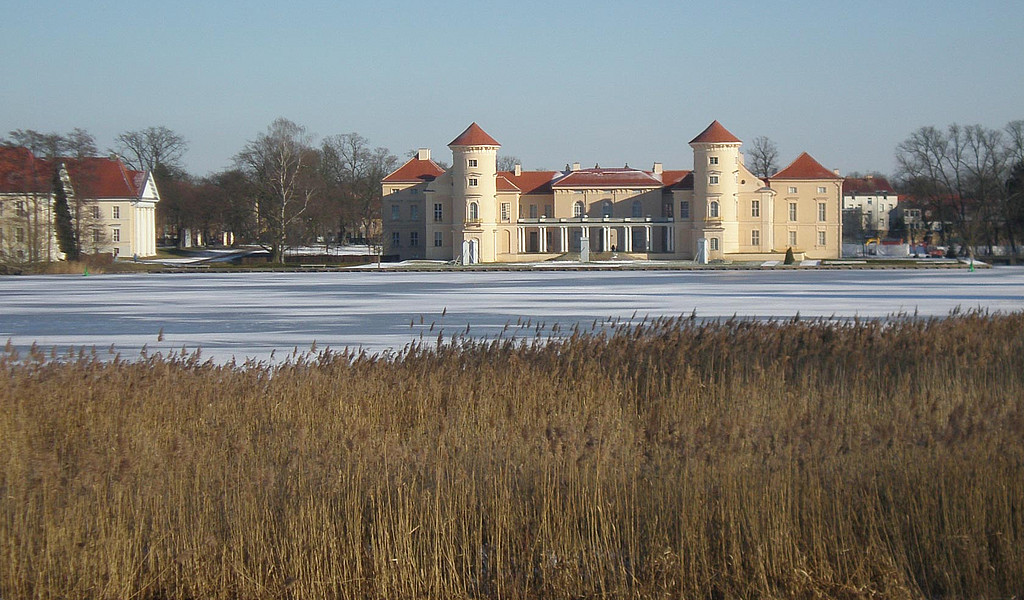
[[448, 123, 500, 262], [689, 120, 743, 258]]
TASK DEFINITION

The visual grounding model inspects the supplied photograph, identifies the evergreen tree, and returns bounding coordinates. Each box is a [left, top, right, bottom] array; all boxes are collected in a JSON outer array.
[[784, 247, 795, 264], [52, 166, 78, 261]]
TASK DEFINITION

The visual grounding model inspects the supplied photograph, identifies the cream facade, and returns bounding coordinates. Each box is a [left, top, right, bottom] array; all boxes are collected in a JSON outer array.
[[0, 147, 160, 263], [842, 176, 899, 235], [383, 121, 843, 263]]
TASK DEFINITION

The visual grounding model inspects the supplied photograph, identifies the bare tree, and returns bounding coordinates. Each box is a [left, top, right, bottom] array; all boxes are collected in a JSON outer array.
[[3, 128, 97, 159], [114, 126, 188, 173], [896, 124, 1010, 256], [235, 118, 317, 263], [497, 155, 521, 171], [321, 133, 398, 251], [747, 136, 780, 179]]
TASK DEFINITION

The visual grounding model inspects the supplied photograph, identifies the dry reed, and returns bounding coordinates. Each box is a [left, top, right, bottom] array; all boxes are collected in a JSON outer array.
[[1, 311, 1023, 599]]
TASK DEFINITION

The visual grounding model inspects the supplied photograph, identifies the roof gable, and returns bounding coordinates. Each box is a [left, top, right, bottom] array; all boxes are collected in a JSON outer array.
[[63, 156, 142, 198], [690, 120, 742, 145], [552, 168, 662, 188], [771, 152, 840, 180], [382, 156, 446, 183], [497, 170, 561, 195], [449, 122, 500, 147]]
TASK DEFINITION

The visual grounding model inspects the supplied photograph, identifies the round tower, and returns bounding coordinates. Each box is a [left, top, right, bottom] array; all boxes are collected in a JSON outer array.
[[689, 120, 742, 257], [448, 122, 500, 262]]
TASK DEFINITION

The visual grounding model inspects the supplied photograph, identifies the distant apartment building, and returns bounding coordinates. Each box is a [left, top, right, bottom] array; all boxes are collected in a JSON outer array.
[[383, 121, 843, 263], [842, 175, 898, 236]]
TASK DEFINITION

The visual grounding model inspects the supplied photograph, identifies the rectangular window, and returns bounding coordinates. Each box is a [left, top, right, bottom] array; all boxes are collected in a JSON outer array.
[[112, 206, 120, 219], [112, 229, 121, 242], [817, 186, 827, 194], [410, 231, 419, 247], [545, 205, 552, 217], [788, 186, 797, 194], [751, 229, 760, 246], [391, 231, 401, 247], [818, 203, 826, 221], [468, 159, 478, 168], [410, 205, 419, 220], [433, 203, 443, 222], [709, 237, 719, 251], [789, 203, 797, 221], [529, 204, 538, 218], [680, 201, 690, 219], [818, 231, 827, 246], [391, 205, 400, 221], [92, 205, 100, 219], [709, 156, 719, 165], [709, 175, 719, 185], [16, 201, 25, 216], [434, 231, 443, 247], [16, 227, 25, 243], [468, 178, 478, 187], [751, 200, 760, 218], [92, 229, 101, 243], [500, 203, 510, 222], [789, 231, 797, 246]]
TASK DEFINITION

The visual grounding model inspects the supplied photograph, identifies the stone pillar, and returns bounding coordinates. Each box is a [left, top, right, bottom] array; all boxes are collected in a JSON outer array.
[[561, 226, 568, 252], [645, 225, 652, 252], [539, 226, 547, 252], [625, 226, 632, 252]]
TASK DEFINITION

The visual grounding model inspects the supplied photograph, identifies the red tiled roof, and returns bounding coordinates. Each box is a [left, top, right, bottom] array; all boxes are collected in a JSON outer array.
[[497, 170, 560, 195], [690, 120, 742, 145], [843, 176, 896, 195], [449, 122, 500, 147], [0, 146, 52, 193], [382, 156, 446, 183], [771, 152, 840, 180], [63, 157, 144, 198], [496, 176, 519, 192], [660, 170, 693, 190], [552, 168, 662, 188]]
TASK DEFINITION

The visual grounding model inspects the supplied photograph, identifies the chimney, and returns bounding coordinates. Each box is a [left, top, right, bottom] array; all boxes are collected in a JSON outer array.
[[417, 148, 430, 161], [652, 162, 663, 174], [514, 164, 521, 176], [572, 162, 580, 172]]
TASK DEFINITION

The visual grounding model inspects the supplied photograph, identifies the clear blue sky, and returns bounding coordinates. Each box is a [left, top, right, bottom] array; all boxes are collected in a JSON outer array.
[[2, 0, 1021, 177]]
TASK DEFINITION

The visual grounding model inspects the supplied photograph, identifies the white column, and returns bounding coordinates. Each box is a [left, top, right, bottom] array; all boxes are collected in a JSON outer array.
[[561, 226, 568, 252], [539, 226, 547, 252], [625, 226, 632, 252], [603, 227, 610, 251], [667, 226, 674, 253], [645, 225, 652, 252]]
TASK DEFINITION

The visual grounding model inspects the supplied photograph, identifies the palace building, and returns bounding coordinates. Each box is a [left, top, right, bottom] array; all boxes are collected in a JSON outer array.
[[381, 121, 842, 263]]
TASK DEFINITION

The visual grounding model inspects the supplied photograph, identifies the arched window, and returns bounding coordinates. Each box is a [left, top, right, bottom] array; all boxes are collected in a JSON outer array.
[[602, 200, 613, 218], [468, 202, 479, 221], [632, 200, 643, 218], [710, 237, 719, 251], [573, 201, 585, 218], [709, 201, 720, 218]]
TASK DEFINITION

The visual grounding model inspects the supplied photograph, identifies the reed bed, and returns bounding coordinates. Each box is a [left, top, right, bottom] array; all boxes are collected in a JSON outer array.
[[2, 311, 1023, 599]]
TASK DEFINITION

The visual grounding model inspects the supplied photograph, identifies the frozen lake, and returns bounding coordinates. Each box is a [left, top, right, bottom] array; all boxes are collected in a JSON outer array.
[[3, 267, 1024, 363]]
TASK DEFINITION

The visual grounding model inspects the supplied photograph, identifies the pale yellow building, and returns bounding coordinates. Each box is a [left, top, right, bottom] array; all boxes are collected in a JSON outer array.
[[382, 121, 843, 263]]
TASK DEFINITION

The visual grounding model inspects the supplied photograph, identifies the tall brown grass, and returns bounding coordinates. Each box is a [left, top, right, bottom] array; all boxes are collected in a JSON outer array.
[[1, 312, 1022, 599]]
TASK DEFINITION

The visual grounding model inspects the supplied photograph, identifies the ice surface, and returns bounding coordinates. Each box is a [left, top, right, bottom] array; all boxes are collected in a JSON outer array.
[[2, 267, 1022, 364]]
